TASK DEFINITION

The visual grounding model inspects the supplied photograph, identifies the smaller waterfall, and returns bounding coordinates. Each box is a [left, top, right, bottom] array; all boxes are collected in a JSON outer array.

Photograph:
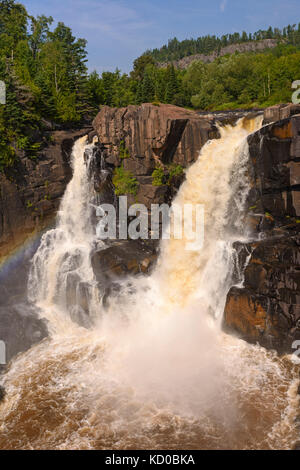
[[28, 136, 103, 330]]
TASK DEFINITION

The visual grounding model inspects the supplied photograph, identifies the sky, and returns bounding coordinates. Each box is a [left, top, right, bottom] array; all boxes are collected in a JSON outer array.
[[22, 0, 300, 74]]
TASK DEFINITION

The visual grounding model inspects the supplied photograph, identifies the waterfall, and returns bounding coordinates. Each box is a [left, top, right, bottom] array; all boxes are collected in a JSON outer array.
[[0, 119, 298, 450], [28, 136, 103, 330]]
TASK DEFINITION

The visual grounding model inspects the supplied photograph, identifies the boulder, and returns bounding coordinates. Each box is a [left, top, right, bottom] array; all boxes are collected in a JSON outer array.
[[91, 239, 158, 286], [224, 233, 300, 353]]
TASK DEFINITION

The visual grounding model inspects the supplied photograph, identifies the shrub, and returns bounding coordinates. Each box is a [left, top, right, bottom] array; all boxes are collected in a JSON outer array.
[[119, 140, 130, 159], [113, 166, 139, 196], [168, 164, 184, 180], [152, 167, 165, 186]]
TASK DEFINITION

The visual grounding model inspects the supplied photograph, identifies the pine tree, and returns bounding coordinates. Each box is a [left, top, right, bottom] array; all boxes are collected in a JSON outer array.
[[135, 80, 143, 104], [164, 64, 178, 103], [142, 70, 155, 102]]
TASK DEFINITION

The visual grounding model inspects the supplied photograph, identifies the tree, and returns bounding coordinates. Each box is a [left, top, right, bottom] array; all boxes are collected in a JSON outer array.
[[29, 15, 53, 59], [141, 69, 155, 102], [165, 64, 178, 103], [131, 54, 155, 81]]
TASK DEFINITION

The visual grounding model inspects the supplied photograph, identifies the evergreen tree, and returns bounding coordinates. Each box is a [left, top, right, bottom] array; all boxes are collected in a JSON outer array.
[[141, 70, 155, 102], [164, 64, 178, 103]]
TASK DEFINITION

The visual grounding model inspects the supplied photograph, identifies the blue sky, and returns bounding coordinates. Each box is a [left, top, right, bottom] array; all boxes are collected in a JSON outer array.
[[22, 0, 300, 74]]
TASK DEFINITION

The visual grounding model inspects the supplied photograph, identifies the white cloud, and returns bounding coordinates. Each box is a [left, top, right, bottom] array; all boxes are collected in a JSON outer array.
[[220, 0, 228, 12]]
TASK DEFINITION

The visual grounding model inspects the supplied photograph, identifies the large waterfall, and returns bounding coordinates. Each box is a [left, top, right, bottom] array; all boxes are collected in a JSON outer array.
[[0, 119, 298, 450]]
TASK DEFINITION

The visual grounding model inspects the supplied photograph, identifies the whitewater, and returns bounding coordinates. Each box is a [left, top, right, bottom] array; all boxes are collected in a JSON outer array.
[[0, 118, 298, 450]]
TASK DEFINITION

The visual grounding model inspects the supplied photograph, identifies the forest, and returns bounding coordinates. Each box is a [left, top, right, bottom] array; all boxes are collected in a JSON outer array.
[[1, 0, 300, 170], [146, 24, 300, 62]]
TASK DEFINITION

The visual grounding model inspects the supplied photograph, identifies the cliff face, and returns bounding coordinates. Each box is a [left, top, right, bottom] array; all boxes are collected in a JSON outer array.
[[93, 103, 217, 208], [157, 39, 278, 69], [224, 105, 300, 353], [0, 128, 91, 259]]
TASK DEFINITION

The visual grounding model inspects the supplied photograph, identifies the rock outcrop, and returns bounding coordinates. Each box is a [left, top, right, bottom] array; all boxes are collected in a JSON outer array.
[[157, 39, 278, 70], [92, 103, 217, 208], [0, 127, 91, 259], [224, 233, 300, 353], [224, 107, 300, 353], [92, 239, 158, 285]]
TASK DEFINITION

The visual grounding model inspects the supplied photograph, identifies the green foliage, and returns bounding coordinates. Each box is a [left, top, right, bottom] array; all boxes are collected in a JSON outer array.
[[168, 164, 184, 180], [152, 164, 184, 186], [183, 47, 300, 110], [2, 2, 300, 175], [152, 167, 165, 186], [131, 54, 155, 81], [0, 0, 92, 171], [112, 166, 139, 196], [119, 140, 130, 159], [145, 24, 300, 63]]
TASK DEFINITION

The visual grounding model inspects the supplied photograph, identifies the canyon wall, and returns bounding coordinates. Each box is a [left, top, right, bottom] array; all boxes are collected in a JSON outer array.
[[224, 105, 300, 353], [0, 127, 91, 260]]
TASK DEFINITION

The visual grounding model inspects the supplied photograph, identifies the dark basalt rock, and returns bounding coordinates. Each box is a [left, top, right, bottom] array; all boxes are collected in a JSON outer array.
[[92, 104, 217, 207], [224, 232, 300, 353], [224, 107, 300, 353], [0, 385, 5, 402], [91, 239, 158, 286]]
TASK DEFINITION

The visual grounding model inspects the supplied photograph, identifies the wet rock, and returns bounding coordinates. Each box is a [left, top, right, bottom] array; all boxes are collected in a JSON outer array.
[[224, 110, 300, 353], [91, 239, 158, 286], [0, 302, 48, 364], [224, 232, 300, 353], [0, 386, 5, 402]]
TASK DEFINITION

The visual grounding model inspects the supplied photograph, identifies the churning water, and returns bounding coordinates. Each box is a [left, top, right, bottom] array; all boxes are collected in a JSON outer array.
[[0, 120, 298, 450]]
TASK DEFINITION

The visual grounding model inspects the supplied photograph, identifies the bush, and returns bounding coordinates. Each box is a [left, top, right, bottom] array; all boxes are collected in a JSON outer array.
[[119, 140, 130, 159], [113, 166, 139, 196], [168, 164, 184, 180], [152, 167, 165, 186]]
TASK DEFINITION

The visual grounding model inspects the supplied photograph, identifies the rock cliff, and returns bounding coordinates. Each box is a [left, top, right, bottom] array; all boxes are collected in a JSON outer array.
[[92, 103, 217, 208], [224, 105, 300, 353], [0, 127, 91, 259]]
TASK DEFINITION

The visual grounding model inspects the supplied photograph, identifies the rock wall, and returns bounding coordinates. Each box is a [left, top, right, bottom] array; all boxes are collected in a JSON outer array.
[[93, 103, 217, 208], [0, 128, 91, 259], [224, 106, 300, 353]]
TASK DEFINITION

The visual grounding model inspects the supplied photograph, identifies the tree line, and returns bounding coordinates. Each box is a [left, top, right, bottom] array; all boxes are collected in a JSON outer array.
[[1, 1, 300, 171], [145, 24, 300, 63]]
